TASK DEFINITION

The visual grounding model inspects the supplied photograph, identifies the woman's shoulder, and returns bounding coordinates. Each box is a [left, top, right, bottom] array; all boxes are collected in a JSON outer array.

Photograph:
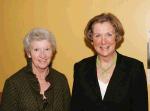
[[6, 66, 28, 82], [3, 66, 29, 88], [50, 68, 68, 82], [75, 55, 96, 65], [118, 53, 143, 65]]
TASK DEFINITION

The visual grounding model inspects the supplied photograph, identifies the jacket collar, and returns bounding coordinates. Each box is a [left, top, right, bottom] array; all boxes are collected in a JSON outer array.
[[85, 52, 127, 101]]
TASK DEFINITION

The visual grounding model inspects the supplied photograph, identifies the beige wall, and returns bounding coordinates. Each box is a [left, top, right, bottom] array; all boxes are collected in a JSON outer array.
[[0, 0, 150, 108]]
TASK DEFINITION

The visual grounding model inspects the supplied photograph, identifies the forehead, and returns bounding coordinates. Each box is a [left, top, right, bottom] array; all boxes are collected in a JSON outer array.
[[92, 22, 115, 32], [30, 40, 51, 48]]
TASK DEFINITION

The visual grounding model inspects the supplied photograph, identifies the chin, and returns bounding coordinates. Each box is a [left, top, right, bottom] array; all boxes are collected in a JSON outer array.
[[98, 52, 113, 57], [39, 65, 49, 69]]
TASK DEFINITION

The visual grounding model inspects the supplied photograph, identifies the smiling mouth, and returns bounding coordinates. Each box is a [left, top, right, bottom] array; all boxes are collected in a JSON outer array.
[[100, 46, 110, 49], [39, 60, 47, 63]]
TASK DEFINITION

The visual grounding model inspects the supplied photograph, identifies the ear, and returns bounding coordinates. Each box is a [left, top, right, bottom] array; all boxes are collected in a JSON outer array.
[[27, 52, 31, 58], [91, 41, 94, 45]]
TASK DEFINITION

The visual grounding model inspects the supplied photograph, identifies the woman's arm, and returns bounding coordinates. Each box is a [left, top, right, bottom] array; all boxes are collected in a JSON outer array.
[[62, 76, 71, 111], [71, 63, 83, 111], [131, 62, 148, 111], [1, 79, 19, 111]]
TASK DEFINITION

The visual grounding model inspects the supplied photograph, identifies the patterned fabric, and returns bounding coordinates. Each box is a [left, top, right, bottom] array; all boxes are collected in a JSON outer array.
[[1, 64, 71, 111]]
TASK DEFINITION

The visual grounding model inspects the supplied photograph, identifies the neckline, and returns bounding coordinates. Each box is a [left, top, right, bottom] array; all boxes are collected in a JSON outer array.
[[96, 54, 117, 75]]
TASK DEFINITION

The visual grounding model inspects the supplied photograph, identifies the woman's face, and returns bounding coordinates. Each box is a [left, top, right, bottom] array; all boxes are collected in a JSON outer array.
[[91, 22, 116, 58], [28, 40, 53, 71]]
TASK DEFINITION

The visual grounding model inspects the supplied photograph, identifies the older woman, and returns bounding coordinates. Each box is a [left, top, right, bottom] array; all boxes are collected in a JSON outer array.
[[71, 13, 148, 111], [1, 28, 71, 111]]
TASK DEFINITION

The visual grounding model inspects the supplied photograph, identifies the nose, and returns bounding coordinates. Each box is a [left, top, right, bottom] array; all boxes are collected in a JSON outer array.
[[39, 49, 46, 58], [101, 36, 107, 44]]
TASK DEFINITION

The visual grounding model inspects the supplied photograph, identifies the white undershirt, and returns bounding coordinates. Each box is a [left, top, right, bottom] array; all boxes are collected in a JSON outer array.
[[98, 79, 108, 100]]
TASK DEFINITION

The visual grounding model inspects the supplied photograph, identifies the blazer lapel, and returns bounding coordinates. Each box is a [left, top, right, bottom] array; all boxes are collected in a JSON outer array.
[[85, 56, 102, 101], [104, 53, 127, 101], [83, 53, 128, 102]]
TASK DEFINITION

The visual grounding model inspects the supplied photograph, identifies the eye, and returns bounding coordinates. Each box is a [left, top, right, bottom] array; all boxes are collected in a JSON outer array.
[[107, 33, 112, 36], [45, 48, 50, 51], [33, 48, 39, 51], [93, 33, 101, 38], [105, 32, 114, 38], [45, 48, 52, 52], [95, 34, 101, 37]]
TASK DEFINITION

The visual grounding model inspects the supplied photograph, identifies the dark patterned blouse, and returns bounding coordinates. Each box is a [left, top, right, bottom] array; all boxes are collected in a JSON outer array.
[[1, 64, 71, 111]]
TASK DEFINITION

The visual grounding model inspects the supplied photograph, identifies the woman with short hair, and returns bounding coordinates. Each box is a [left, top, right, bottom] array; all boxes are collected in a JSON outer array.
[[1, 28, 71, 111]]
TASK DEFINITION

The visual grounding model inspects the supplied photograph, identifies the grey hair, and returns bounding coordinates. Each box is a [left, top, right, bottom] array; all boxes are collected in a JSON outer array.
[[23, 28, 56, 54]]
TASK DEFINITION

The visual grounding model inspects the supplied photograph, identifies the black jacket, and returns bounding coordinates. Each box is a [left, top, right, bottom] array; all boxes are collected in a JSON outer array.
[[71, 52, 148, 111]]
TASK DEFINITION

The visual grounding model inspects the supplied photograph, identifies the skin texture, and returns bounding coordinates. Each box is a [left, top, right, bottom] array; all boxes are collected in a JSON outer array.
[[92, 22, 116, 59], [28, 40, 53, 74]]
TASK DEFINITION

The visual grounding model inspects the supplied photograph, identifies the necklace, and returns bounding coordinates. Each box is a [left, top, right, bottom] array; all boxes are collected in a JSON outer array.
[[96, 54, 117, 75]]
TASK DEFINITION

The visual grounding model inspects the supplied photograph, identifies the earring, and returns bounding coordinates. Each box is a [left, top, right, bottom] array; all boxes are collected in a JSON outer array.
[[28, 55, 31, 58]]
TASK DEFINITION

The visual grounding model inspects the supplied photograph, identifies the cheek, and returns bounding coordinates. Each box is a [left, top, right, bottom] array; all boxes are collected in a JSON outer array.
[[92, 38, 99, 43], [31, 56, 38, 61], [48, 54, 52, 59], [111, 39, 117, 45], [107, 38, 116, 44], [45, 53, 53, 61], [92, 39, 101, 46], [30, 53, 38, 59]]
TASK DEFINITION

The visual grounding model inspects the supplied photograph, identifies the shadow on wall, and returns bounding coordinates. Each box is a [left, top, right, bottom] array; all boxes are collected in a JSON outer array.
[[0, 92, 1, 104], [148, 42, 150, 69]]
